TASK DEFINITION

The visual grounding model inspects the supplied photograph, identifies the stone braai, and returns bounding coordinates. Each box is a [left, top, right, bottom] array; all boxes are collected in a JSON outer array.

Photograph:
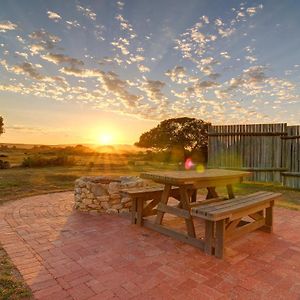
[[74, 176, 149, 214]]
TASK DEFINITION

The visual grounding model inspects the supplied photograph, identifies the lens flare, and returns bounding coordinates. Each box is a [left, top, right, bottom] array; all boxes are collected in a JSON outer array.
[[184, 158, 194, 170], [196, 164, 205, 173]]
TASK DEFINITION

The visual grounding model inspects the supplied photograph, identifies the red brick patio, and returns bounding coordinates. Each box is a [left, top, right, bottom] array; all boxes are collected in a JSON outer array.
[[0, 192, 300, 299]]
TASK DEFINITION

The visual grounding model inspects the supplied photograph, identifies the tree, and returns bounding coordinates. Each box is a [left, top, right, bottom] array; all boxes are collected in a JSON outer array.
[[0, 116, 3, 136], [135, 117, 211, 163]]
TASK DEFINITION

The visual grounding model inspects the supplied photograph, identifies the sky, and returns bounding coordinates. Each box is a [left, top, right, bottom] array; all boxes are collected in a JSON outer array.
[[0, 0, 300, 145]]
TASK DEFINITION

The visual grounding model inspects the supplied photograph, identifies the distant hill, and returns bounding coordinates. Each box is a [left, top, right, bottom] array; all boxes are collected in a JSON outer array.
[[0, 143, 142, 153]]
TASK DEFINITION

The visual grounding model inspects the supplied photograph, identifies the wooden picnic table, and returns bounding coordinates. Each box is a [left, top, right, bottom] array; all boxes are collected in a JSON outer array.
[[140, 169, 251, 249]]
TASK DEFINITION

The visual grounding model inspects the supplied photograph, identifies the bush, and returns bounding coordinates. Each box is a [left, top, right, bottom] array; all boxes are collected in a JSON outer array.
[[87, 162, 95, 168], [21, 155, 76, 168], [0, 160, 10, 169]]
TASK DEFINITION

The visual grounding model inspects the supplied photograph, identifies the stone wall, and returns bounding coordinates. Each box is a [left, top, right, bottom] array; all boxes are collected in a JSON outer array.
[[74, 176, 149, 214]]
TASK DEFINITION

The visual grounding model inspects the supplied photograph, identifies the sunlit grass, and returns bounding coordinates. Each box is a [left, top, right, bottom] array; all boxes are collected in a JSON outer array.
[[0, 245, 32, 300]]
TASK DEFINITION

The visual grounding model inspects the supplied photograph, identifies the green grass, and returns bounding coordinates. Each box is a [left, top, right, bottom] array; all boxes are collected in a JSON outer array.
[[196, 181, 300, 210], [1, 163, 299, 209], [234, 182, 300, 210], [0, 163, 170, 203], [0, 246, 32, 300]]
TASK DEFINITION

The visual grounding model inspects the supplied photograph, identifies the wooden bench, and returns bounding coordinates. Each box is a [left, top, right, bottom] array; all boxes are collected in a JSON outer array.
[[122, 186, 196, 226], [190, 191, 282, 258]]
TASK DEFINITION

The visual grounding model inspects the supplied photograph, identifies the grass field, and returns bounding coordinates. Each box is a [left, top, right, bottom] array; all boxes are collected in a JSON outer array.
[[1, 163, 299, 210], [0, 145, 299, 209]]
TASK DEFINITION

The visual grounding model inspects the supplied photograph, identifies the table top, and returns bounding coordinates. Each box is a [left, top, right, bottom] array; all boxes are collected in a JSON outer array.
[[140, 169, 251, 185]]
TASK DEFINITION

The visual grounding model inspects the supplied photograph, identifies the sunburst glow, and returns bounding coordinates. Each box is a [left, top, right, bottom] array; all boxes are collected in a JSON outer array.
[[99, 133, 113, 145]]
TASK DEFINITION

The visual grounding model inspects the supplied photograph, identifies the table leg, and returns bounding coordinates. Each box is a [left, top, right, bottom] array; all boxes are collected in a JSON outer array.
[[265, 201, 274, 233], [206, 187, 218, 199], [226, 184, 235, 199], [191, 189, 197, 202], [155, 184, 171, 225], [180, 187, 196, 238]]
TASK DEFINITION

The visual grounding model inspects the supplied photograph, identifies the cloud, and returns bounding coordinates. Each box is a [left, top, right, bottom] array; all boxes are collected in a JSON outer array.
[[6, 125, 42, 132], [0, 21, 18, 32], [218, 27, 236, 38], [116, 1, 124, 10], [49, 76, 69, 87], [94, 24, 106, 41], [197, 80, 220, 88], [165, 66, 187, 84], [11, 62, 44, 80], [76, 5, 96, 21], [220, 51, 231, 59], [15, 51, 29, 60], [29, 44, 45, 55], [28, 30, 61, 53], [201, 15, 209, 24], [29, 30, 60, 43], [243, 65, 267, 83], [66, 20, 81, 29], [16, 35, 25, 44], [115, 14, 134, 34], [59, 66, 141, 110], [111, 37, 130, 55], [59, 66, 102, 78], [140, 79, 166, 103], [246, 5, 263, 17], [245, 55, 257, 63], [41, 53, 84, 67], [47, 11, 62, 22], [214, 19, 224, 27], [137, 64, 150, 73], [1, 1, 298, 124]]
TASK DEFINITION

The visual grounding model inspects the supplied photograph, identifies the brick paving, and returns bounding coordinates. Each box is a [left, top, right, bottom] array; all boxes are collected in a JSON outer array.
[[0, 192, 300, 299]]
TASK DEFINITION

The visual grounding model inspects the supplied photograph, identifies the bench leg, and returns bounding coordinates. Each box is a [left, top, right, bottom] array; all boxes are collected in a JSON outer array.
[[215, 219, 225, 259], [204, 220, 214, 255], [131, 198, 137, 224], [265, 205, 273, 233], [136, 198, 144, 226]]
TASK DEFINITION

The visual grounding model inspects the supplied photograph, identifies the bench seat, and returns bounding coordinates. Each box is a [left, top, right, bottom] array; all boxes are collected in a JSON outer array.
[[191, 191, 282, 258]]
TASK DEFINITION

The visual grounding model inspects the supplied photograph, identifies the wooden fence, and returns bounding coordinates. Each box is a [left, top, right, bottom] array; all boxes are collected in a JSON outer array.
[[207, 123, 300, 189]]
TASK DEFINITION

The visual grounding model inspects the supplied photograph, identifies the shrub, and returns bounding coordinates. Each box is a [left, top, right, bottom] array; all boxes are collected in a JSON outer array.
[[0, 160, 10, 169], [21, 155, 76, 168], [87, 162, 95, 168]]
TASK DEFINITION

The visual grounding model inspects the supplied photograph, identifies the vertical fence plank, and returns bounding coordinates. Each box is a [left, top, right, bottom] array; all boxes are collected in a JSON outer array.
[[282, 125, 300, 189], [207, 122, 299, 188]]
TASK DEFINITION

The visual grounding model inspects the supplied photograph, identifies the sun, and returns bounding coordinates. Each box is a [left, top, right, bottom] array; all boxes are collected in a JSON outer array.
[[98, 133, 113, 145]]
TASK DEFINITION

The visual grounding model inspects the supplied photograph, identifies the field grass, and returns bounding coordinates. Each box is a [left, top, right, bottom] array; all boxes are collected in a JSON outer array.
[[0, 161, 177, 203], [0, 245, 32, 300], [1, 163, 299, 210]]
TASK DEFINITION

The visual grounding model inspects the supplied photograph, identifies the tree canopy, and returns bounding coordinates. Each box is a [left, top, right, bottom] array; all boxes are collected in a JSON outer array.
[[0, 116, 3, 136], [135, 117, 210, 152]]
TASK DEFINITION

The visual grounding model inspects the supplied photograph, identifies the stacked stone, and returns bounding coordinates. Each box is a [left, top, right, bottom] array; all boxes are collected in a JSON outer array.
[[74, 176, 148, 214]]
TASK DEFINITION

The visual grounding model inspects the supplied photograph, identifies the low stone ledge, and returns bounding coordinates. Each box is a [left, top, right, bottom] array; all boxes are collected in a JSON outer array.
[[74, 176, 149, 214]]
